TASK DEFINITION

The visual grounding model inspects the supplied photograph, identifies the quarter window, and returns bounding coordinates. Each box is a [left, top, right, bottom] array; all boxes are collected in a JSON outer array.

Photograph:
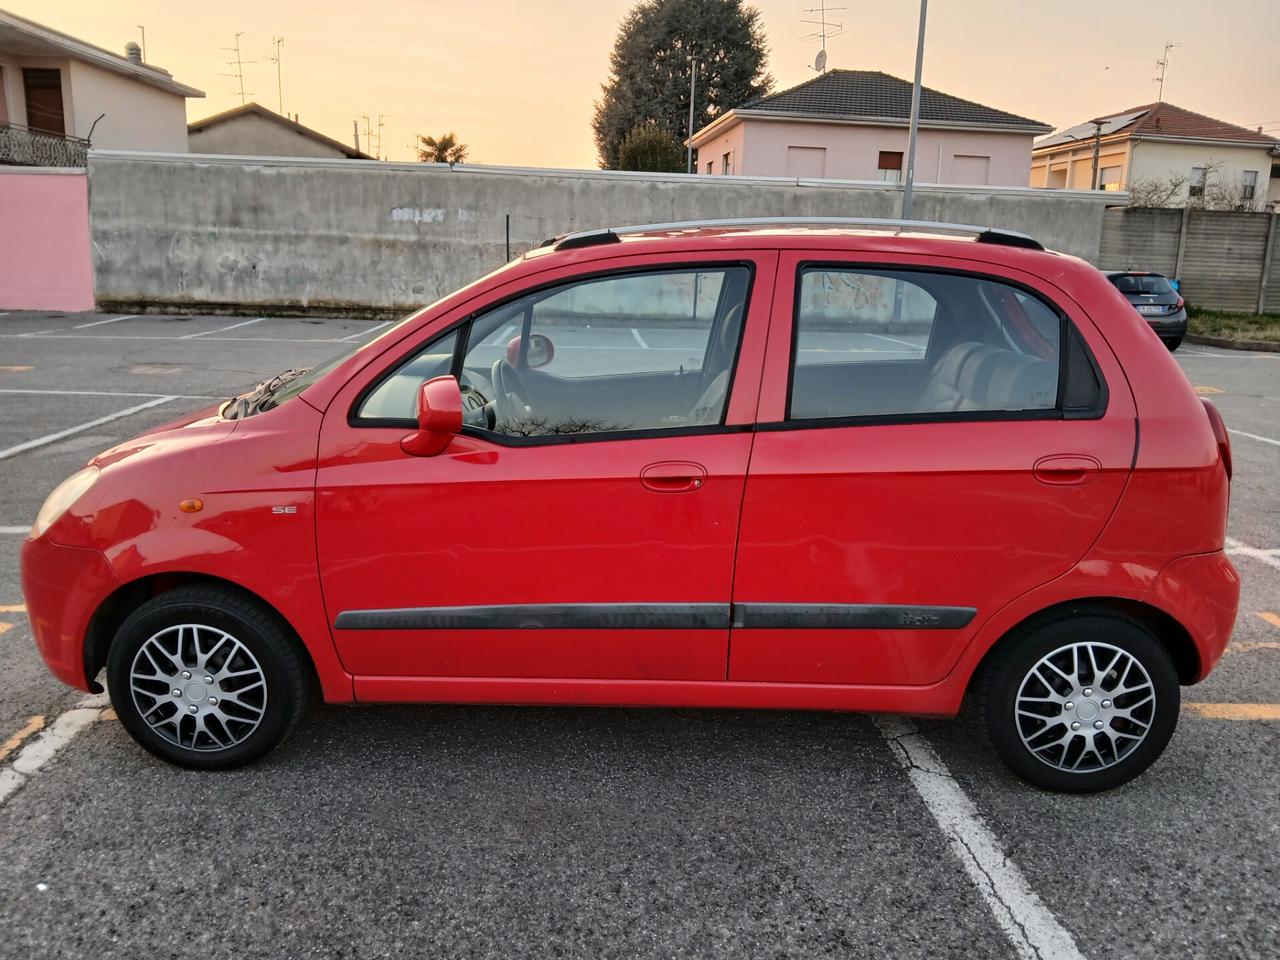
[[789, 268, 1062, 421], [358, 266, 752, 440]]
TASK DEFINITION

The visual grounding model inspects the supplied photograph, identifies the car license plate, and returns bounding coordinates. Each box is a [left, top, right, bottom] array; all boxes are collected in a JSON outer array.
[[1137, 305, 1163, 314]]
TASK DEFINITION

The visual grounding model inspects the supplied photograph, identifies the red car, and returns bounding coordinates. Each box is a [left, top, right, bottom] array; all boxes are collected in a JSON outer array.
[[22, 218, 1239, 791]]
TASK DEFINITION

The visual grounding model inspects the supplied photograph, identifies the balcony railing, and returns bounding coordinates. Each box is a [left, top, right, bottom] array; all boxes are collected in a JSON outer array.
[[0, 122, 89, 168]]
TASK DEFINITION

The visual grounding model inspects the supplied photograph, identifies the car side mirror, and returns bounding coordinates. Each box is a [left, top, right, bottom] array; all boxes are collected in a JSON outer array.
[[506, 333, 555, 369], [401, 376, 462, 457]]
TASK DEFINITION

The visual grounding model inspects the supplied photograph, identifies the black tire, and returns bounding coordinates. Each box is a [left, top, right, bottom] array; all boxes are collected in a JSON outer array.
[[1162, 336, 1182, 351], [979, 608, 1179, 792], [107, 586, 312, 769]]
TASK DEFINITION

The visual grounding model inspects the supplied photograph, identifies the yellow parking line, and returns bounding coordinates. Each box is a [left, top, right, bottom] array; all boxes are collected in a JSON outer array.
[[0, 715, 45, 763], [0, 366, 33, 372], [1184, 703, 1280, 721], [1228, 641, 1280, 653], [0, 622, 12, 637], [0, 604, 25, 613], [1194, 385, 1223, 395], [1259, 612, 1280, 629]]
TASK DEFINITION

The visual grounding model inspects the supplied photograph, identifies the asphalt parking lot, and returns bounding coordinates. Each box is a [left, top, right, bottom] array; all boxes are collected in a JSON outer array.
[[0, 310, 1278, 960]]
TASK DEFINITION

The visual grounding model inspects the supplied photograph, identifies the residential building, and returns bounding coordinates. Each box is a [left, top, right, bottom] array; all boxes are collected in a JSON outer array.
[[1031, 102, 1280, 208], [685, 69, 1052, 186], [188, 102, 372, 160], [0, 8, 202, 164]]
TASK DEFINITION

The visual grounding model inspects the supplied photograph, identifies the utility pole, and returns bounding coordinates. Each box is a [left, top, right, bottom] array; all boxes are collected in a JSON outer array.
[[1154, 41, 1181, 102], [1089, 119, 1104, 190], [136, 25, 146, 62], [686, 55, 698, 174], [901, 0, 927, 220], [271, 36, 284, 115], [353, 119, 361, 153]]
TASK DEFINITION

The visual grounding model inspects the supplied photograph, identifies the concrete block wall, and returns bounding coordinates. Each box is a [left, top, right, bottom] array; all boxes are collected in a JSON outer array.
[[87, 152, 1119, 317]]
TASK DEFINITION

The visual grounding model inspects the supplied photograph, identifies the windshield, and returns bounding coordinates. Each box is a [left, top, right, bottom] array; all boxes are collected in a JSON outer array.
[[1111, 274, 1174, 295]]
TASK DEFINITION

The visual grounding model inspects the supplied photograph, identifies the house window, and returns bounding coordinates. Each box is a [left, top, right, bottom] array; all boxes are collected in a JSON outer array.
[[952, 154, 991, 185], [786, 146, 826, 178], [1189, 167, 1206, 198], [877, 150, 903, 183], [705, 160, 713, 174], [1099, 166, 1122, 191], [722, 151, 731, 175], [1241, 170, 1258, 201], [22, 68, 65, 136]]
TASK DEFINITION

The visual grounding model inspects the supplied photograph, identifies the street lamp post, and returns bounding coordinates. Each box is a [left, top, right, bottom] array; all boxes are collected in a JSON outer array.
[[901, 0, 928, 220]]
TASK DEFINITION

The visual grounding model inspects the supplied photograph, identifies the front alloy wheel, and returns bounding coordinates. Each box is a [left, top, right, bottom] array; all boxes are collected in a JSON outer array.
[[982, 610, 1180, 792]]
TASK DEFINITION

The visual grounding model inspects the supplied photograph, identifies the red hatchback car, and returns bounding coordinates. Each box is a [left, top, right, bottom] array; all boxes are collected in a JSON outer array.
[[22, 219, 1239, 791]]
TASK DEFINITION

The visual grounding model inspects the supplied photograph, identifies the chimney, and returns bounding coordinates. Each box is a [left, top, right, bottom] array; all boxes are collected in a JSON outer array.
[[125, 41, 142, 64]]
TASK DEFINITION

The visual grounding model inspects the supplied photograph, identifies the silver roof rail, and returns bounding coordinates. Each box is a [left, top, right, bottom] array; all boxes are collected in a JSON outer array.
[[549, 217, 1043, 252]]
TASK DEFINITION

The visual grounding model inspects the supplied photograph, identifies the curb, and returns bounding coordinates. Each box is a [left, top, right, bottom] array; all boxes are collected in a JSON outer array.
[[1186, 333, 1280, 353]]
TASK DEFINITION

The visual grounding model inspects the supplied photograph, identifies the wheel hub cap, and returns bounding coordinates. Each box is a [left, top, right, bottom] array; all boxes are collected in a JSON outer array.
[[129, 624, 268, 752], [1015, 641, 1156, 773]]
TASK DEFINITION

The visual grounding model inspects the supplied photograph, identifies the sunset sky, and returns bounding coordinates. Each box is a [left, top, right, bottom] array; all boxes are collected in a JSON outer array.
[[12, 0, 1280, 167]]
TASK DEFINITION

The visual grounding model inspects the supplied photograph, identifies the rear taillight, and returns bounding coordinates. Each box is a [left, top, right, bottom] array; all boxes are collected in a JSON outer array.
[[1201, 399, 1232, 480], [1175, 296, 1184, 310]]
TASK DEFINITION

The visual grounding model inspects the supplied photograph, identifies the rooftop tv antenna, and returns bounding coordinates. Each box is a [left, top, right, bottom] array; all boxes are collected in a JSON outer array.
[[270, 36, 284, 115], [1154, 40, 1181, 101], [136, 25, 146, 62], [221, 32, 256, 104], [801, 2, 846, 72]]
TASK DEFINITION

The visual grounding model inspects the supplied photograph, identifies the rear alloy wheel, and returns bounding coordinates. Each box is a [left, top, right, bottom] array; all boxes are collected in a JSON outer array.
[[1162, 336, 1182, 351], [107, 587, 311, 769], [981, 612, 1180, 792]]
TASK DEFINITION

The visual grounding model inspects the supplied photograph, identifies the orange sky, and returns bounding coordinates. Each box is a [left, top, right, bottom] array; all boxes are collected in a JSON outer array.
[[12, 0, 1280, 166]]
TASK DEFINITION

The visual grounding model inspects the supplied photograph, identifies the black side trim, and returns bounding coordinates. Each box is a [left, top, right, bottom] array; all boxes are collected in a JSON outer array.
[[732, 603, 976, 630], [335, 603, 730, 631], [975, 228, 1043, 251], [334, 602, 976, 631]]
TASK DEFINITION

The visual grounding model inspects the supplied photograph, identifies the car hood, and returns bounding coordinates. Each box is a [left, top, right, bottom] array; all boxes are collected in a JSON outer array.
[[90, 402, 235, 470]]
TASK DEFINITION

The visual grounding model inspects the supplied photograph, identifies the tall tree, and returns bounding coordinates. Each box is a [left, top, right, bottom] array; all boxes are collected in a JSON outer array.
[[417, 132, 469, 164], [593, 0, 771, 170]]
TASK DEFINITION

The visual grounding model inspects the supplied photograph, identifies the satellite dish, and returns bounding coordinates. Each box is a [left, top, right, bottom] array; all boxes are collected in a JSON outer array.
[[813, 48, 827, 72]]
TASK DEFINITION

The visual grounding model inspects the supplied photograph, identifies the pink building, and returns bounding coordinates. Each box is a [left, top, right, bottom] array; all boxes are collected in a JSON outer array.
[[687, 70, 1051, 186]]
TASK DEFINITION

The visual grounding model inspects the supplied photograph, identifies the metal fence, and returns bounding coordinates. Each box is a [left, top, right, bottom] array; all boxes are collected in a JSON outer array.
[[1099, 207, 1279, 314], [0, 122, 88, 168]]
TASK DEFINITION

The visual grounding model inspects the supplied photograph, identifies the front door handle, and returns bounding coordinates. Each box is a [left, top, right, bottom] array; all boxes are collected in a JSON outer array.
[[1033, 455, 1102, 486], [641, 460, 707, 493]]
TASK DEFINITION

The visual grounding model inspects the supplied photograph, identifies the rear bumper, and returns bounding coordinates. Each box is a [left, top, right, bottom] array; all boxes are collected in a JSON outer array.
[[1145, 550, 1240, 682], [20, 537, 121, 691], [1144, 309, 1188, 339]]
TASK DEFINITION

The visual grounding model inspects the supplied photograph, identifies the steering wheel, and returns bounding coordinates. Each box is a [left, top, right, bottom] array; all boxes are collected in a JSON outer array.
[[489, 358, 535, 427]]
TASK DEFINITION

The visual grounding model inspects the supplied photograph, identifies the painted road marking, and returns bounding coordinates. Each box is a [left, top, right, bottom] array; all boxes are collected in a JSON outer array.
[[0, 694, 110, 807], [0, 716, 45, 763], [73, 314, 140, 330], [0, 527, 29, 535], [0, 622, 13, 636], [0, 388, 214, 400], [0, 332, 348, 345], [1225, 537, 1280, 571], [0, 366, 33, 372], [337, 320, 394, 343], [1228, 641, 1280, 654], [1259, 612, 1280, 629], [0, 396, 175, 462], [0, 604, 26, 613], [631, 328, 651, 349], [179, 317, 266, 340], [1228, 428, 1280, 448], [1184, 703, 1280, 721], [877, 716, 1085, 960], [867, 332, 926, 352], [1194, 385, 1223, 395]]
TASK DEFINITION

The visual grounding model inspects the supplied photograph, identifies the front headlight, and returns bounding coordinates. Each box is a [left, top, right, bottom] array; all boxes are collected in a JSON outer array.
[[31, 466, 100, 539]]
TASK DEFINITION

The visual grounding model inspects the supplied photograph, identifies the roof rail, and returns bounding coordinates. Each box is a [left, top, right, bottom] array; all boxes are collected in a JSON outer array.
[[549, 217, 1043, 252]]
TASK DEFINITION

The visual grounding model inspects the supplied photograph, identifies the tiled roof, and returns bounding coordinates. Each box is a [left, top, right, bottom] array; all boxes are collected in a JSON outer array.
[[1038, 102, 1279, 148], [737, 69, 1050, 130]]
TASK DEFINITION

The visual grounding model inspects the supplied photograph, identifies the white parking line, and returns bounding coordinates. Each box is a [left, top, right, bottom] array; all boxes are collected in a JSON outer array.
[[0, 527, 29, 535], [1228, 428, 1280, 448], [337, 320, 394, 343], [0, 694, 110, 807], [0, 396, 175, 462], [73, 314, 140, 330], [179, 317, 266, 340], [0, 388, 215, 400], [631, 328, 651, 349], [877, 716, 1086, 960], [0, 333, 344, 345], [867, 332, 925, 351], [1225, 537, 1280, 571]]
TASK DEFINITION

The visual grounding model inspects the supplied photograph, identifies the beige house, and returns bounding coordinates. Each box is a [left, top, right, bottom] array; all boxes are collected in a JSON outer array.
[[0, 9, 202, 157], [188, 102, 371, 160], [687, 70, 1051, 186], [1031, 102, 1280, 209]]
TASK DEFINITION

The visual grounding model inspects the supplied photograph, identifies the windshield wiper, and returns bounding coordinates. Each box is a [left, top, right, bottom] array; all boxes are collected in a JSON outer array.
[[225, 368, 309, 419]]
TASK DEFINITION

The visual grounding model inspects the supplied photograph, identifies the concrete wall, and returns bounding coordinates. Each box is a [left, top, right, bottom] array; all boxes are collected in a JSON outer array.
[[722, 118, 1035, 186], [0, 167, 95, 311], [188, 113, 353, 160], [1097, 207, 1182, 275], [86, 152, 1120, 316]]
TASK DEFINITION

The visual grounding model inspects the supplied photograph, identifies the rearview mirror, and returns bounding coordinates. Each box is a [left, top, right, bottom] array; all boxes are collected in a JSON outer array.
[[401, 376, 462, 457], [506, 333, 556, 369]]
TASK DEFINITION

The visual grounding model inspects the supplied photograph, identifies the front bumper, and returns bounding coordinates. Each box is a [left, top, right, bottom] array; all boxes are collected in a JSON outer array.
[[1145, 549, 1240, 682], [21, 537, 121, 691]]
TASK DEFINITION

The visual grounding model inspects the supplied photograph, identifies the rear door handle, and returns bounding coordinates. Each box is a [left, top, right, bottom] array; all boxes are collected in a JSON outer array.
[[641, 460, 707, 493], [1033, 455, 1102, 486]]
